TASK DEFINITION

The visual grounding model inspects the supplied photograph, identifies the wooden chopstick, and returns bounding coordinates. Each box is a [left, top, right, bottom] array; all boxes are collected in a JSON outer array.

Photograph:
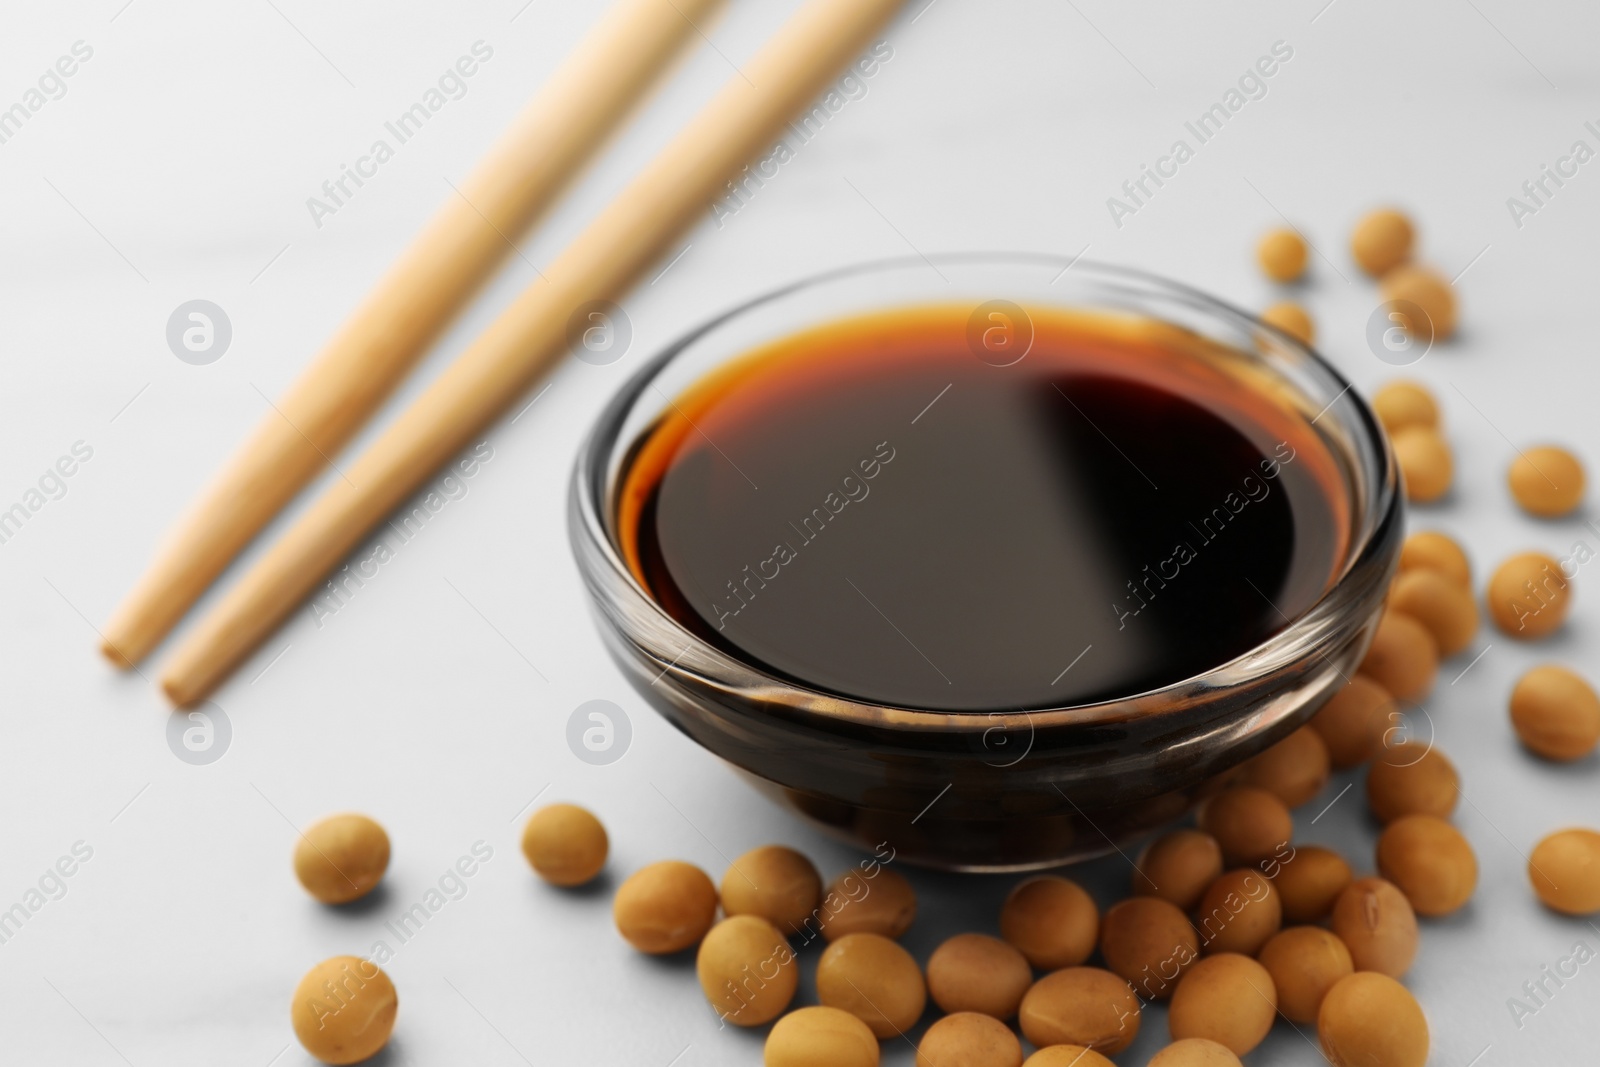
[[99, 0, 726, 669], [159, 0, 908, 707]]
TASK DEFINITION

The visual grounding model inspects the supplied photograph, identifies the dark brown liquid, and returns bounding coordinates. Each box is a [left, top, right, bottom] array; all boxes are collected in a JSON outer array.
[[619, 305, 1349, 711]]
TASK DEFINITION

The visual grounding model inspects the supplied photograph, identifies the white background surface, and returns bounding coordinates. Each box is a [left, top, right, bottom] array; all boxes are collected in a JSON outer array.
[[2, 0, 1598, 1063]]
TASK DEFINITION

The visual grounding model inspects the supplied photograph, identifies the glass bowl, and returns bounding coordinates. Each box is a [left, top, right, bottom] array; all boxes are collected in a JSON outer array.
[[569, 253, 1402, 871]]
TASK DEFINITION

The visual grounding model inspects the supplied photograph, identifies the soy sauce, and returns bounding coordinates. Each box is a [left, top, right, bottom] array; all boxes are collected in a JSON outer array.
[[618, 304, 1349, 712]]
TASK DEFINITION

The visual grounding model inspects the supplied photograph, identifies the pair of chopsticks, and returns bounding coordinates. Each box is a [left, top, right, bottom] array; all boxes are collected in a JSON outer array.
[[102, 0, 908, 706]]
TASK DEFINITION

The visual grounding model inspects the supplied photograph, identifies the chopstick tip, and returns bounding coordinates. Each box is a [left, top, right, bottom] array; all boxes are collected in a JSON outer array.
[[159, 671, 202, 709], [99, 635, 134, 669]]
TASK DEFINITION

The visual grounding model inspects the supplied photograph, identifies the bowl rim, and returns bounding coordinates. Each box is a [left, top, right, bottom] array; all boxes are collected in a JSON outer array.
[[570, 251, 1400, 733]]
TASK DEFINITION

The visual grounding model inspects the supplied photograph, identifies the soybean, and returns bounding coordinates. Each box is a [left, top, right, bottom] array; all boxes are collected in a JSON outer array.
[[1197, 787, 1292, 867], [722, 845, 822, 931], [1330, 877, 1418, 977], [521, 803, 607, 887], [1018, 967, 1141, 1054], [1239, 727, 1330, 807], [1167, 953, 1277, 1056], [1274, 845, 1354, 924], [1194, 869, 1282, 956], [816, 933, 926, 1038], [613, 860, 718, 955], [926, 933, 1032, 1019], [1000, 875, 1098, 970], [1358, 610, 1438, 703], [1351, 208, 1414, 277], [1261, 301, 1315, 345], [1133, 830, 1223, 912], [1392, 426, 1453, 503], [1371, 381, 1438, 436], [1398, 530, 1470, 588], [1257, 228, 1308, 282], [1528, 828, 1600, 915], [765, 1007, 879, 1067], [1366, 743, 1459, 824], [1487, 551, 1571, 639], [917, 1012, 1023, 1067], [293, 814, 390, 906], [1258, 926, 1353, 1024], [1388, 569, 1478, 657], [1022, 1048, 1116, 1067], [1510, 665, 1600, 761], [1147, 1039, 1244, 1067], [819, 867, 916, 942], [1381, 264, 1457, 341], [1311, 676, 1395, 769], [1097, 896, 1198, 1001], [697, 915, 797, 1026], [290, 956, 398, 1066], [1318, 972, 1429, 1067], [1375, 815, 1477, 916], [1509, 445, 1585, 517], [1152, 1043, 1235, 1067]]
